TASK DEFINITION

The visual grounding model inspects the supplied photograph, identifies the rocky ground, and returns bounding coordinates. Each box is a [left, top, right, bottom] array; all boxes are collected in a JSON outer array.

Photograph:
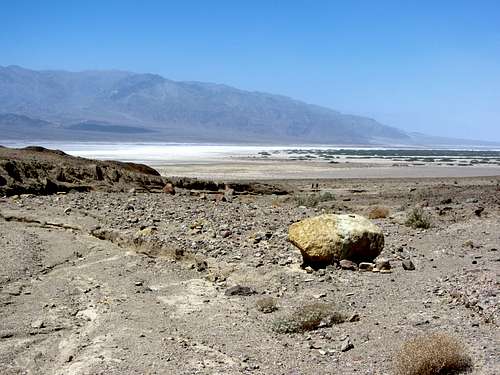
[[0, 172, 498, 374]]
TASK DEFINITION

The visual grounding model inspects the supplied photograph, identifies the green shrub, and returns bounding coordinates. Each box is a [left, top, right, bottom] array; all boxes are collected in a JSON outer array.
[[405, 207, 431, 229]]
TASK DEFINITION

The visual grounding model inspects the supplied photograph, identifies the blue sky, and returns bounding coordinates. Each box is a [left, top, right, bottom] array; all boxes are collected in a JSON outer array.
[[1, 0, 499, 141]]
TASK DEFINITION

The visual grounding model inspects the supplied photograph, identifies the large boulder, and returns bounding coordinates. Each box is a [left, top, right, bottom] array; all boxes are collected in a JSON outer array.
[[288, 214, 384, 266]]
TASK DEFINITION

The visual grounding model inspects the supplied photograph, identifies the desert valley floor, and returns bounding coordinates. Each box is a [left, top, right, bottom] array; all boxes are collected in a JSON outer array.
[[0, 147, 499, 374]]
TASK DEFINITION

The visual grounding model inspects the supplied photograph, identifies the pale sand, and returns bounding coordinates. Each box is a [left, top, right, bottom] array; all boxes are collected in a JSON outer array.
[[155, 159, 500, 180]]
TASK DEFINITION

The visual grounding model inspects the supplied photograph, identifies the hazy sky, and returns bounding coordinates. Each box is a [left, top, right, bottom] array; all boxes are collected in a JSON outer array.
[[1, 0, 499, 141]]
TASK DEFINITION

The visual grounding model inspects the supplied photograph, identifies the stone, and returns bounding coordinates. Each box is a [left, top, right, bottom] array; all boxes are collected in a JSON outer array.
[[64, 207, 71, 215], [196, 259, 208, 272], [348, 314, 360, 322], [374, 258, 391, 271], [340, 337, 354, 352], [224, 188, 234, 202], [162, 183, 175, 195], [402, 260, 415, 271], [358, 262, 374, 271], [288, 214, 384, 266], [31, 319, 45, 329], [339, 259, 358, 271], [225, 285, 256, 296]]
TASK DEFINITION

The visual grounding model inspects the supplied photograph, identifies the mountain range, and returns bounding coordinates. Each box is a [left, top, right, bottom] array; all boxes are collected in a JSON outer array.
[[0, 65, 497, 146]]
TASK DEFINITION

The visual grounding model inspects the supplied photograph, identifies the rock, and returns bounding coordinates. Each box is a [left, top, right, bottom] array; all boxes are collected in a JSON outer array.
[[288, 214, 384, 266], [474, 207, 484, 217], [340, 338, 354, 352], [313, 293, 327, 299], [224, 188, 234, 202], [402, 260, 415, 271], [339, 259, 358, 271], [374, 258, 391, 271], [163, 183, 175, 195], [30, 319, 45, 329], [225, 285, 256, 296], [220, 229, 232, 238], [64, 207, 71, 215], [3, 284, 22, 296], [358, 262, 374, 271], [76, 308, 98, 321], [195, 259, 208, 272], [348, 314, 360, 322]]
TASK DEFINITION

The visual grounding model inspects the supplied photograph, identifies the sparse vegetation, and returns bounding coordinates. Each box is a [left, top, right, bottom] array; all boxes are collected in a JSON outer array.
[[294, 191, 335, 207], [394, 333, 472, 375], [368, 206, 390, 219], [256, 297, 278, 313], [405, 207, 431, 229], [272, 302, 345, 333]]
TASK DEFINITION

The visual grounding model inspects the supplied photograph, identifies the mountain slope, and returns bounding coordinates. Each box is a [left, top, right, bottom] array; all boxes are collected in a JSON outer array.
[[0, 65, 414, 144]]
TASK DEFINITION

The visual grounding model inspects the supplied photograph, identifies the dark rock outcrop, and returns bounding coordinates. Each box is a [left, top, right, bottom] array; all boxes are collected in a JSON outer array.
[[0, 146, 165, 196]]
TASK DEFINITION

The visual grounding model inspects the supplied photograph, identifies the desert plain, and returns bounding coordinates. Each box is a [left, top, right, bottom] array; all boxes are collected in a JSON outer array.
[[0, 145, 499, 374]]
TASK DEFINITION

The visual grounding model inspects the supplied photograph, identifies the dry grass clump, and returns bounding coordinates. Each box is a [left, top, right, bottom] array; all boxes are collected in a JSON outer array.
[[272, 302, 345, 333], [368, 206, 390, 219], [256, 297, 278, 313], [394, 332, 472, 375], [294, 192, 335, 207], [405, 207, 431, 229]]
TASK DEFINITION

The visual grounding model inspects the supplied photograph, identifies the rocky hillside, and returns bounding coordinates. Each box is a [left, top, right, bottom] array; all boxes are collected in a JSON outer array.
[[0, 65, 410, 144], [0, 146, 165, 195]]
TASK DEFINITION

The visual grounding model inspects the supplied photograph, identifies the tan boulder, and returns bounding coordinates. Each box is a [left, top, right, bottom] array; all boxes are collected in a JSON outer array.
[[163, 182, 175, 195], [288, 214, 384, 266]]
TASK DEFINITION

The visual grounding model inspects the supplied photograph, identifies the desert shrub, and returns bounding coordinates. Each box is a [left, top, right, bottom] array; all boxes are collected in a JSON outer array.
[[272, 302, 345, 333], [294, 192, 335, 207], [256, 297, 278, 313], [405, 207, 431, 229], [368, 206, 390, 219], [394, 332, 472, 375]]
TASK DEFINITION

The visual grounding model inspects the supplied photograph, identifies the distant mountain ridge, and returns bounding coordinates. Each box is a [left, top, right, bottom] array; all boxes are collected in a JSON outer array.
[[0, 65, 497, 146]]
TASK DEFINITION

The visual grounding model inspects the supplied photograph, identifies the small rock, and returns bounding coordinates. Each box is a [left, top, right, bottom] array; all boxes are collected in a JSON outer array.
[[474, 207, 484, 217], [374, 258, 391, 271], [162, 183, 176, 195], [313, 293, 327, 299], [304, 266, 314, 273], [339, 259, 358, 271], [64, 207, 72, 215], [195, 259, 208, 272], [31, 319, 45, 329], [358, 262, 374, 271], [402, 260, 415, 271], [221, 230, 232, 238], [3, 285, 22, 296], [225, 285, 256, 296], [348, 314, 360, 322], [340, 338, 354, 352]]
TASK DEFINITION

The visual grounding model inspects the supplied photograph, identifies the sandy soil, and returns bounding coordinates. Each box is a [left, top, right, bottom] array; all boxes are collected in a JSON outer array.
[[1, 176, 499, 374]]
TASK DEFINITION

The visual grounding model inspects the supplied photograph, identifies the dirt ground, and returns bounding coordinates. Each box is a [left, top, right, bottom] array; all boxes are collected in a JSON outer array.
[[0, 176, 499, 374]]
